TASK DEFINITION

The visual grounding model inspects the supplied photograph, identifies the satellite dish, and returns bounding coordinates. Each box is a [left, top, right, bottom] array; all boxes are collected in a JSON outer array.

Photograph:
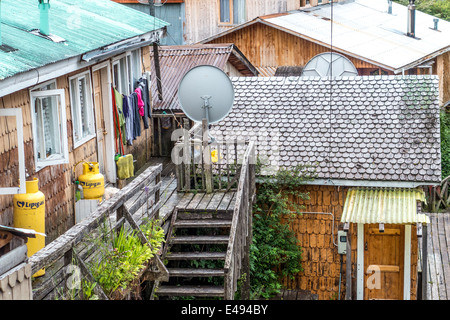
[[302, 52, 358, 77], [178, 65, 234, 125]]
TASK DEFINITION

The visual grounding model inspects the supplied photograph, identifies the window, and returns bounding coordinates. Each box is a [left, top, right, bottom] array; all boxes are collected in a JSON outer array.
[[69, 71, 95, 147], [112, 49, 142, 95], [219, 0, 246, 25], [30, 82, 68, 170]]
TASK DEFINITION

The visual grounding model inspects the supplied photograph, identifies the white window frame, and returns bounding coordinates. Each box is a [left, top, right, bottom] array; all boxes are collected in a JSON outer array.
[[30, 87, 69, 171], [69, 71, 96, 148], [112, 49, 142, 96], [0, 108, 26, 195]]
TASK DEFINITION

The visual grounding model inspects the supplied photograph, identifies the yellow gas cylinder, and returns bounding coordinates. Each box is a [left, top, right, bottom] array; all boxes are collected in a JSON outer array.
[[78, 162, 104, 201], [13, 178, 46, 277]]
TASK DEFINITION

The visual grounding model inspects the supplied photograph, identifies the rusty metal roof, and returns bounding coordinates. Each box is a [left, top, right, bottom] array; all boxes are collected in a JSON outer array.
[[150, 44, 258, 112]]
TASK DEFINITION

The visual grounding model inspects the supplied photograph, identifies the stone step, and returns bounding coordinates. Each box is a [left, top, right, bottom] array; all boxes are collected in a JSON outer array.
[[171, 235, 229, 245], [168, 268, 225, 277], [156, 285, 224, 297]]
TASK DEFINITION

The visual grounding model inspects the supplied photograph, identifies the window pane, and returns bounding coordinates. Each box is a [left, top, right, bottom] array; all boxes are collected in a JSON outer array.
[[34, 96, 61, 160], [79, 77, 89, 138], [70, 78, 81, 141], [131, 50, 141, 91], [233, 0, 245, 24], [220, 0, 230, 22], [119, 57, 128, 95]]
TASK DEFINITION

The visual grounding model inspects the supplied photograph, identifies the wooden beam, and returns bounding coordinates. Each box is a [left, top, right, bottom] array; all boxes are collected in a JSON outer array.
[[422, 223, 428, 300]]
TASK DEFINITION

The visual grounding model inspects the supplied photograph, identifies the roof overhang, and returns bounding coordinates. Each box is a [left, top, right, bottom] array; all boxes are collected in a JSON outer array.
[[341, 187, 430, 225], [200, 15, 450, 74], [304, 178, 440, 188], [0, 30, 163, 98]]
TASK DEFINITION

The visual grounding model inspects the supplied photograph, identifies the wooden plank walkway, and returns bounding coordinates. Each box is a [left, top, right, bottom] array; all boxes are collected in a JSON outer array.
[[137, 157, 237, 222], [423, 212, 450, 300]]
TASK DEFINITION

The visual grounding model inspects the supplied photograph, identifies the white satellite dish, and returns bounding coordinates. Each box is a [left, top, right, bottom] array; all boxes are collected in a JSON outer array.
[[302, 52, 358, 77], [178, 65, 235, 125]]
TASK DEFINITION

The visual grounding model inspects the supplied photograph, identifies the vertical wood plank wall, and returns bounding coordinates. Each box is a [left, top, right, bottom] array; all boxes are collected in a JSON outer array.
[[206, 23, 384, 72], [284, 185, 418, 300], [0, 47, 154, 243]]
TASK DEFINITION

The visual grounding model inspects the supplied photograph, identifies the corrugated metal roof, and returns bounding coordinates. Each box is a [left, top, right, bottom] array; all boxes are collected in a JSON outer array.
[[0, 0, 169, 80], [262, 0, 450, 72], [150, 44, 256, 111], [341, 188, 429, 225]]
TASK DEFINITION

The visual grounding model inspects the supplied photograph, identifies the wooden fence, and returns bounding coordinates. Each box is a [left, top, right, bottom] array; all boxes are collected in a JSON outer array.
[[28, 164, 165, 300], [425, 175, 450, 212], [175, 120, 249, 193]]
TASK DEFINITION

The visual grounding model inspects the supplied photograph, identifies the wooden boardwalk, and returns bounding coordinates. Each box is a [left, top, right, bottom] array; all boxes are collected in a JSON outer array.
[[423, 212, 450, 300], [131, 157, 237, 223]]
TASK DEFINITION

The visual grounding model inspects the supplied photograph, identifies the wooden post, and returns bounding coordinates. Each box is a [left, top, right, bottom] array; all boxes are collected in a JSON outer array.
[[345, 229, 352, 300], [422, 223, 428, 300], [154, 171, 161, 220], [203, 119, 213, 193], [184, 118, 191, 191]]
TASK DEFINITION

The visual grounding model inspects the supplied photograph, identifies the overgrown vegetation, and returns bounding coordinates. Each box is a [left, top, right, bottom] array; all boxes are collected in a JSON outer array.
[[248, 161, 316, 299], [84, 218, 165, 299], [441, 111, 450, 178], [394, 0, 450, 21]]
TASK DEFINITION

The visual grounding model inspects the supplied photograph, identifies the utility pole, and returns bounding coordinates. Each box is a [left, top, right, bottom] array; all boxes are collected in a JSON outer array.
[[149, 1, 163, 100]]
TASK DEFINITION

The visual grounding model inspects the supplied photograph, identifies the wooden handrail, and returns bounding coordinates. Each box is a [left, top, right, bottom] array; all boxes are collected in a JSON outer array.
[[224, 141, 255, 299]]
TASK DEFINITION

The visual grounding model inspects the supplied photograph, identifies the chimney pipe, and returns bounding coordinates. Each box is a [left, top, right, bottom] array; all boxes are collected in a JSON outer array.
[[407, 0, 416, 38], [433, 18, 439, 30], [38, 0, 50, 36], [388, 0, 392, 14]]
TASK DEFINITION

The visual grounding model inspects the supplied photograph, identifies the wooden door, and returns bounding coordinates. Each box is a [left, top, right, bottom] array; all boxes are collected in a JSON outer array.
[[364, 224, 404, 300], [92, 67, 114, 183]]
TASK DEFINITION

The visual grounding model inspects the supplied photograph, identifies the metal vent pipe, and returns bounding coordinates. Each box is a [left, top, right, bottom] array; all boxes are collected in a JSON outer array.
[[407, 0, 416, 38], [38, 0, 50, 36]]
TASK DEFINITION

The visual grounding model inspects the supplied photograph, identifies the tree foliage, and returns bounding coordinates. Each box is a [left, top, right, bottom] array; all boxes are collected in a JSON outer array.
[[249, 161, 316, 299], [394, 0, 450, 21]]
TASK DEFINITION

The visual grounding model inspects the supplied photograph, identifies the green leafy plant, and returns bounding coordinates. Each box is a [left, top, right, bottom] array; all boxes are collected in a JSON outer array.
[[248, 160, 316, 299], [88, 219, 165, 298], [441, 111, 450, 179]]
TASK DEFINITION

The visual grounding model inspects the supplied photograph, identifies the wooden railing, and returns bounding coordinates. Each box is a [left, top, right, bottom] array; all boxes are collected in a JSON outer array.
[[224, 140, 256, 300], [29, 164, 165, 300], [425, 175, 450, 212], [175, 120, 248, 193]]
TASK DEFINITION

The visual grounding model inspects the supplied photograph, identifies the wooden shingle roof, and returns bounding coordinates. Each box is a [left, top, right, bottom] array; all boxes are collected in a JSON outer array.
[[211, 75, 441, 185]]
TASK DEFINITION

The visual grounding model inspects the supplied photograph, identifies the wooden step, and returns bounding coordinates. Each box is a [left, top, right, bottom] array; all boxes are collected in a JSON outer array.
[[156, 285, 224, 297], [166, 251, 226, 260], [168, 268, 225, 277], [174, 219, 232, 228], [171, 235, 229, 244]]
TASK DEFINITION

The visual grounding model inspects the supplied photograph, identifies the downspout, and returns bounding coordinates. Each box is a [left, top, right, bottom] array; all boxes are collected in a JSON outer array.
[[38, 0, 50, 36]]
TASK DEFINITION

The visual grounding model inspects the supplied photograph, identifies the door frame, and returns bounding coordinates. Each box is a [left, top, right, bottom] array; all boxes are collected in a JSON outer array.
[[356, 223, 412, 300], [91, 61, 116, 184]]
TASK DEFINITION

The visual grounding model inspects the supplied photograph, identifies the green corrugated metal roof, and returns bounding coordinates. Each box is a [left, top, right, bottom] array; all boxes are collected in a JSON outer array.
[[0, 0, 169, 80], [341, 188, 430, 225]]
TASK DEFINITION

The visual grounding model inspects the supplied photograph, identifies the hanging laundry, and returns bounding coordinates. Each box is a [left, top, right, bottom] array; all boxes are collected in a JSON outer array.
[[135, 87, 145, 117], [138, 76, 152, 129], [123, 94, 134, 145], [113, 88, 126, 146], [130, 92, 141, 140]]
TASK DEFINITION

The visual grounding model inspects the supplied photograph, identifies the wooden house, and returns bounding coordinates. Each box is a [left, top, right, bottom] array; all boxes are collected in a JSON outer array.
[[210, 75, 441, 300], [0, 0, 169, 243], [148, 43, 258, 157], [201, 0, 450, 106], [111, 0, 315, 45]]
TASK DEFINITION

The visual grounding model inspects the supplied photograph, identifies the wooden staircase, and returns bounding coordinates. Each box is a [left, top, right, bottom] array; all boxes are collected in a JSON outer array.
[[156, 209, 232, 299]]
